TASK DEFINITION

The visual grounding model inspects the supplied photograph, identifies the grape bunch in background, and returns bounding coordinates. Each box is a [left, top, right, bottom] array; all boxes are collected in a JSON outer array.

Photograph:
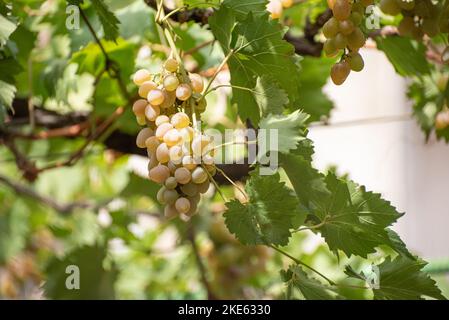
[[379, 0, 449, 62], [323, 0, 372, 85], [132, 58, 216, 220], [266, 0, 293, 19]]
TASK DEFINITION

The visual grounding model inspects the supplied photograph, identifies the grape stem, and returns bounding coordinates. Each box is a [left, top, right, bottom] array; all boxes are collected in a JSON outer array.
[[268, 244, 336, 286], [203, 165, 228, 202], [202, 49, 235, 99], [213, 165, 248, 202]]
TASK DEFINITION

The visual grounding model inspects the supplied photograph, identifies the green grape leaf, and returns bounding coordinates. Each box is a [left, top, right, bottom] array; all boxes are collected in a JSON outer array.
[[184, 0, 220, 9], [281, 265, 336, 300], [222, 0, 268, 21], [210, 8, 300, 124], [385, 229, 415, 260], [91, 0, 120, 41], [293, 57, 334, 122], [346, 257, 446, 300], [259, 110, 309, 154], [0, 80, 16, 112], [0, 14, 17, 45], [0, 58, 23, 84], [44, 244, 117, 299], [224, 171, 299, 246], [253, 76, 289, 116], [376, 37, 431, 77], [281, 154, 405, 258]]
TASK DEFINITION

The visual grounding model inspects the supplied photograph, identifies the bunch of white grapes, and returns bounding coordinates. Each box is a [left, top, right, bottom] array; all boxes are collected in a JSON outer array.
[[267, 0, 293, 19], [324, 0, 372, 85], [132, 58, 216, 219]]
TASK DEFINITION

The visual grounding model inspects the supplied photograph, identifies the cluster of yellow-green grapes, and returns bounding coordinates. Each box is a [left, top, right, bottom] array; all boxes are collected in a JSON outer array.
[[266, 0, 293, 19], [323, 0, 372, 85], [132, 58, 216, 219], [379, 0, 449, 63]]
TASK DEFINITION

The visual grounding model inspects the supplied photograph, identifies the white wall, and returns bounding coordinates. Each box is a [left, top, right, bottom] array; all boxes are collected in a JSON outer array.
[[309, 48, 449, 259]]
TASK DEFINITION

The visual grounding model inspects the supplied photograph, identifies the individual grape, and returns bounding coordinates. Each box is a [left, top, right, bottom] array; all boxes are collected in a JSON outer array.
[[347, 28, 365, 51], [204, 164, 217, 176], [145, 136, 160, 154], [350, 12, 363, 25], [132, 99, 148, 117], [147, 89, 165, 106], [324, 39, 339, 57], [185, 199, 198, 217], [435, 111, 449, 130], [379, 0, 401, 16], [136, 127, 154, 148], [164, 58, 179, 72], [189, 73, 204, 93], [280, 0, 293, 8], [163, 189, 179, 205], [339, 20, 355, 35], [332, 0, 351, 21], [155, 115, 170, 127], [157, 187, 167, 204], [175, 197, 191, 214], [163, 74, 179, 92], [156, 143, 170, 163], [164, 204, 178, 219], [347, 52, 364, 72], [171, 112, 190, 129], [174, 167, 192, 184], [398, 16, 415, 36], [192, 135, 212, 157], [165, 176, 178, 190], [163, 129, 182, 147], [397, 0, 415, 10], [330, 60, 351, 85], [267, 0, 283, 19], [167, 161, 179, 174], [197, 180, 210, 194], [145, 104, 160, 121], [136, 115, 146, 126], [133, 69, 151, 86], [327, 0, 336, 9], [148, 155, 158, 170], [192, 167, 208, 184], [202, 154, 214, 166], [182, 155, 197, 171], [149, 164, 170, 184], [155, 122, 174, 141], [169, 145, 184, 163], [160, 90, 176, 109], [422, 19, 440, 37], [323, 17, 339, 38], [334, 33, 347, 50], [181, 183, 199, 197], [176, 84, 192, 101], [138, 81, 157, 98], [180, 127, 195, 142]]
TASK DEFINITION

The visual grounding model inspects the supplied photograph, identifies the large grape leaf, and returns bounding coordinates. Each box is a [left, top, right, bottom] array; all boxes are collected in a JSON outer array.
[[376, 37, 431, 77], [259, 110, 309, 154], [210, 7, 301, 124], [346, 257, 445, 300], [224, 171, 300, 246], [91, 0, 120, 41], [281, 265, 336, 300], [222, 0, 268, 21], [281, 154, 404, 258]]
